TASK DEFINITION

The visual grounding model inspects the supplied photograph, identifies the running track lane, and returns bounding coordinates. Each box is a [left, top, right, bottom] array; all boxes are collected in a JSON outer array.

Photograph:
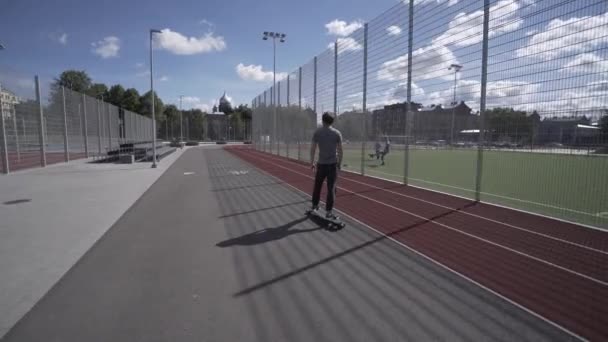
[[227, 146, 608, 341]]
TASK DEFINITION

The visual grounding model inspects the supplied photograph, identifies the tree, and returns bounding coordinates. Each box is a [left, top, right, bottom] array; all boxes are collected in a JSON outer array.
[[164, 104, 180, 122], [107, 84, 126, 107], [140, 90, 164, 120], [122, 88, 141, 113], [87, 83, 109, 99], [55, 70, 92, 93], [484, 107, 533, 143]]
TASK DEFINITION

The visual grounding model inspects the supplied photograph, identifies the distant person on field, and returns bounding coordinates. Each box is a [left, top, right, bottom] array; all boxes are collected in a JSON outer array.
[[380, 136, 390, 165], [370, 140, 382, 159], [310, 113, 343, 220]]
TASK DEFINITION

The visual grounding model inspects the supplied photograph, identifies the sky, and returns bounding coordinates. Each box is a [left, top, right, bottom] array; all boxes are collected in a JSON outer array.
[[0, 0, 606, 117], [0, 0, 395, 111]]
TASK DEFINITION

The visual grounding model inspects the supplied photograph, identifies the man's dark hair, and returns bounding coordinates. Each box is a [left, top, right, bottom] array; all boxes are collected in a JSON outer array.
[[322, 112, 334, 125]]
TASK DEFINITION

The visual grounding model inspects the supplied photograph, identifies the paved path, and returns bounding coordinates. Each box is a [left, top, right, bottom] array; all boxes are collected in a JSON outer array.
[[2, 148, 572, 341], [0, 149, 184, 338]]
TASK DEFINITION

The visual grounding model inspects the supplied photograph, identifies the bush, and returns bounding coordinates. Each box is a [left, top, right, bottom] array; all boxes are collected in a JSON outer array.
[[216, 140, 227, 145], [185, 141, 199, 146]]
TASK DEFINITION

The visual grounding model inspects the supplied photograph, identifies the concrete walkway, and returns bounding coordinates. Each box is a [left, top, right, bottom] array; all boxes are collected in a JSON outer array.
[[2, 148, 571, 341], [0, 149, 185, 338]]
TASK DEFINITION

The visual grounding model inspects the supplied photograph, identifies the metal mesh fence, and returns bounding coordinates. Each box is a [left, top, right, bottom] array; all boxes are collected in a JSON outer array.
[[1, 69, 154, 173], [252, 0, 608, 228]]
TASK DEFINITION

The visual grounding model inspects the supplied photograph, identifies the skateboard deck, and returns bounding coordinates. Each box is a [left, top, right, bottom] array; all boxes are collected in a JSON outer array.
[[305, 209, 346, 230]]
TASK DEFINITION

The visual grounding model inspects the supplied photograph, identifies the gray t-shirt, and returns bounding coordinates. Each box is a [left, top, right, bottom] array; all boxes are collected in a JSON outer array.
[[312, 126, 342, 165]]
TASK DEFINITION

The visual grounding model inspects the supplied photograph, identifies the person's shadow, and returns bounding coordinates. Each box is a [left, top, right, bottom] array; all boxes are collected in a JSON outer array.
[[217, 217, 323, 247]]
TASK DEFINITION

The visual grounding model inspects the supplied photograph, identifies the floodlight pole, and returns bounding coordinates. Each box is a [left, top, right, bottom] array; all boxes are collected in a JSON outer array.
[[263, 31, 286, 154], [150, 29, 161, 168], [449, 63, 462, 145]]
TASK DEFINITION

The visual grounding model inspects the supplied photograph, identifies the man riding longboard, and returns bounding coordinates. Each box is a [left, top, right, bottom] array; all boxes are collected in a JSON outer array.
[[307, 113, 345, 228]]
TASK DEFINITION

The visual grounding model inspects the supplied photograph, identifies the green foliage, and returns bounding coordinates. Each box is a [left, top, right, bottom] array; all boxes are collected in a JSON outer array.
[[87, 83, 109, 99], [139, 90, 164, 119], [55, 70, 92, 93], [122, 88, 141, 112], [484, 107, 534, 142], [107, 84, 125, 107], [163, 104, 180, 122]]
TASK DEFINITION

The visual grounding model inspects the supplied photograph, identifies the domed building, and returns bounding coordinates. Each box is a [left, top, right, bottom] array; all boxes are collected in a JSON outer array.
[[218, 91, 233, 114]]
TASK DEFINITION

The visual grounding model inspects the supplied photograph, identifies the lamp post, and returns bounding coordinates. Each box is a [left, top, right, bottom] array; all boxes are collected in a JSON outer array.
[[448, 63, 462, 145], [262, 31, 286, 154], [179, 95, 184, 143], [149, 29, 161, 168]]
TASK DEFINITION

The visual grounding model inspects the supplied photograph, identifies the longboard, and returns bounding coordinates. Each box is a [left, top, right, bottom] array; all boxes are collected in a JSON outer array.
[[305, 209, 346, 230]]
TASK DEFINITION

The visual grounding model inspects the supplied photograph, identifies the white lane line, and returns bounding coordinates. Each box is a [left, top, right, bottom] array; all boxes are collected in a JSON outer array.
[[230, 149, 586, 342], [255, 151, 608, 256], [249, 151, 608, 287], [184, 172, 196, 175]]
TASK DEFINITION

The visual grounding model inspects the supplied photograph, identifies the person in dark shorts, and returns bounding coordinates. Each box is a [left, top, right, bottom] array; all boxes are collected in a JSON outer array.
[[310, 113, 343, 220]]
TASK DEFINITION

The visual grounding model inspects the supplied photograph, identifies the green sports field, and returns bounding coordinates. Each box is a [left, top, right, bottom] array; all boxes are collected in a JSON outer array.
[[273, 143, 608, 228]]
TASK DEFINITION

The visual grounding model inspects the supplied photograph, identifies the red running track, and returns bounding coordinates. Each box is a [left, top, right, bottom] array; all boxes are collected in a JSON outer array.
[[227, 146, 608, 341]]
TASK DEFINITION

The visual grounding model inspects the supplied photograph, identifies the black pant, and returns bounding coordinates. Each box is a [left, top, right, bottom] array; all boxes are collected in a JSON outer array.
[[312, 163, 338, 212]]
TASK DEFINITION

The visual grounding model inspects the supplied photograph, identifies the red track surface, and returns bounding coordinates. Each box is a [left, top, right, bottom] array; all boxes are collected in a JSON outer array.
[[228, 146, 608, 341]]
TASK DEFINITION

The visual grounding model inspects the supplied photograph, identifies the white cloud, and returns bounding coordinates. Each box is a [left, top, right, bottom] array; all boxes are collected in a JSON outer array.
[[153, 28, 226, 55], [181, 96, 201, 104], [533, 81, 608, 115], [178, 96, 217, 112], [366, 82, 425, 109], [516, 12, 608, 60], [425, 79, 541, 112], [387, 26, 402, 36], [91, 36, 120, 58], [49, 32, 68, 45], [377, 43, 457, 82], [159, 76, 169, 82], [328, 37, 363, 54], [198, 19, 216, 32], [413, 0, 459, 6], [236, 63, 287, 82], [59, 33, 67, 45], [525, 29, 538, 36], [135, 62, 144, 68], [588, 80, 608, 93], [562, 53, 608, 74], [135, 70, 150, 77], [433, 0, 524, 47], [325, 19, 363, 37]]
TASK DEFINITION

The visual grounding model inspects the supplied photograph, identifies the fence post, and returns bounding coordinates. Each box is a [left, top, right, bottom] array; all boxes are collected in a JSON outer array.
[[82, 94, 89, 157], [361, 23, 368, 176], [277, 81, 281, 156], [0, 83, 9, 173], [35, 76, 47, 167], [298, 67, 302, 161], [313, 56, 317, 116], [107, 103, 112, 151], [334, 40, 338, 117], [404, 0, 414, 185], [286, 75, 290, 158], [97, 99, 102, 156], [12, 100, 20, 162], [62, 86, 69, 162], [475, 0, 490, 202]]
